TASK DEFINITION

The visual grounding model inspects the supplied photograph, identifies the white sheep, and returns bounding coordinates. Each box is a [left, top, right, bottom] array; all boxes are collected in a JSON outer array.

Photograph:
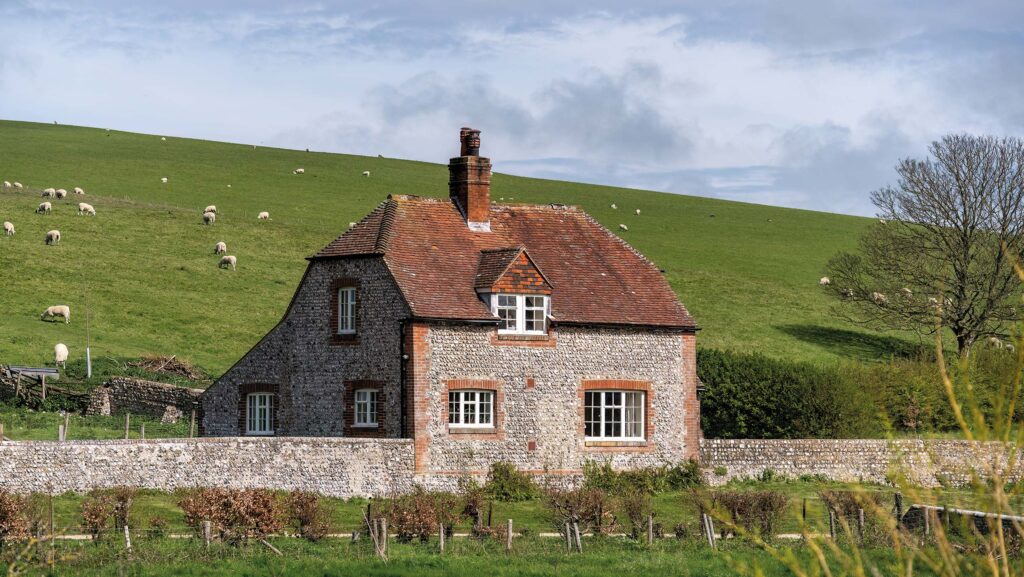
[[13, 182, 22, 189], [257, 211, 270, 220], [988, 336, 1005, 349], [204, 205, 217, 214], [37, 202, 52, 214], [2, 181, 10, 188], [819, 276, 831, 286], [362, 170, 371, 177], [219, 255, 237, 270], [879, 218, 887, 225], [42, 188, 55, 197], [55, 189, 67, 199], [45, 230, 61, 245], [40, 305, 70, 323], [619, 224, 628, 231], [161, 137, 166, 141], [54, 343, 68, 368], [348, 222, 357, 228], [293, 168, 305, 174], [3, 221, 13, 236], [1008, 343, 1017, 353], [77, 202, 95, 216], [73, 187, 85, 195], [214, 241, 227, 255], [635, 209, 641, 215], [161, 177, 168, 183], [871, 291, 888, 305], [203, 211, 216, 225], [611, 203, 617, 209], [900, 287, 913, 298], [840, 288, 854, 297]]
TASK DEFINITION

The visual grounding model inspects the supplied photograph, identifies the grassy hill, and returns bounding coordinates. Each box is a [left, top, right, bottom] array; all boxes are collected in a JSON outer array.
[[0, 120, 907, 376]]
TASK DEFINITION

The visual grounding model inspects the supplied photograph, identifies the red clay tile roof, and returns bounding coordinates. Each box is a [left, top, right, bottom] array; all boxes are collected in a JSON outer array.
[[311, 196, 695, 329], [474, 248, 526, 289]]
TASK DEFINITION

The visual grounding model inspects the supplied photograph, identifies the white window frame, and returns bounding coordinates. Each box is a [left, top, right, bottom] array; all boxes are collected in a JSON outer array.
[[584, 390, 645, 441], [491, 294, 549, 335], [354, 389, 379, 427], [246, 393, 275, 436], [337, 287, 357, 335], [448, 390, 495, 429]]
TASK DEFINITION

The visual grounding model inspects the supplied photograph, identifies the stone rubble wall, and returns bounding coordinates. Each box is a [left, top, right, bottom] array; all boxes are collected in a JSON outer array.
[[700, 438, 1024, 487], [86, 377, 204, 419]]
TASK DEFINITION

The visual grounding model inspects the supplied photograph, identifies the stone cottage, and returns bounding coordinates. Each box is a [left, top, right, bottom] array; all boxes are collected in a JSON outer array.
[[202, 128, 701, 479]]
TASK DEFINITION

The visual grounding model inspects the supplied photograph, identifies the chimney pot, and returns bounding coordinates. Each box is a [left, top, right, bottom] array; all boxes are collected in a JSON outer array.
[[450, 127, 491, 231], [460, 127, 481, 156]]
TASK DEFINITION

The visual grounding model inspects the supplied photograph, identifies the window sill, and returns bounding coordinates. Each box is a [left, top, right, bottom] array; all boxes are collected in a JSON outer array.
[[448, 427, 498, 435], [245, 432, 276, 437], [352, 424, 379, 429], [584, 440, 648, 448], [490, 331, 556, 347]]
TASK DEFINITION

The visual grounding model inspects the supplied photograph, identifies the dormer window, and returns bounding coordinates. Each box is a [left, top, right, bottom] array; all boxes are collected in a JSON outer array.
[[493, 294, 549, 335]]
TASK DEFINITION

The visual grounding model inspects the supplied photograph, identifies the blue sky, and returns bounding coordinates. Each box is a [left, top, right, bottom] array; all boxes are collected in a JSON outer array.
[[1, 1, 1022, 216]]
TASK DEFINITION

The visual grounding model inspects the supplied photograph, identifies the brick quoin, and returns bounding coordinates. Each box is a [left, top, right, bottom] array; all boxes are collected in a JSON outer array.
[[681, 332, 701, 460], [405, 322, 431, 473]]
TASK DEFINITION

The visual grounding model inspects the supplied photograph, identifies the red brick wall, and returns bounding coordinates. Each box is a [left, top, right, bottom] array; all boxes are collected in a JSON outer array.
[[405, 322, 431, 473], [681, 333, 701, 459]]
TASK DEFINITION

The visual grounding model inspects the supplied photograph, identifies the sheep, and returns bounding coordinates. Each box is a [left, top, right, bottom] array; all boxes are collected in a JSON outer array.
[[204, 205, 217, 214], [635, 209, 641, 215], [161, 177, 168, 183], [988, 336, 1005, 349], [900, 287, 913, 298], [293, 168, 305, 174], [611, 203, 617, 209], [55, 189, 67, 199], [819, 276, 831, 286], [1008, 343, 1017, 353], [362, 170, 371, 177], [42, 188, 55, 198], [40, 305, 70, 323], [257, 211, 270, 220], [3, 221, 13, 236], [45, 230, 61, 245], [54, 343, 68, 368], [161, 136, 166, 141], [37, 202, 52, 214], [77, 202, 95, 216], [73, 187, 85, 195], [871, 291, 888, 305], [619, 224, 629, 231], [2, 181, 10, 188], [214, 241, 227, 255], [348, 222, 357, 228], [203, 211, 216, 225], [219, 255, 237, 270], [13, 182, 22, 189], [840, 288, 854, 298], [879, 218, 887, 225]]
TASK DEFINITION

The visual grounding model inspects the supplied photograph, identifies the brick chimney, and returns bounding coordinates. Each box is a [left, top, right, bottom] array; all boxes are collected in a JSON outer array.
[[449, 127, 492, 232]]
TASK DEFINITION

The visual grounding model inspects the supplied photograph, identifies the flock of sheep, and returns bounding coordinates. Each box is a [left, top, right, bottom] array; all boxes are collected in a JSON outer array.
[[609, 204, 641, 231]]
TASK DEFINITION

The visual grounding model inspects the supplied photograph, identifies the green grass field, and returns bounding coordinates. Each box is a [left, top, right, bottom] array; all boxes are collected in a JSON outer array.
[[0, 119, 902, 376]]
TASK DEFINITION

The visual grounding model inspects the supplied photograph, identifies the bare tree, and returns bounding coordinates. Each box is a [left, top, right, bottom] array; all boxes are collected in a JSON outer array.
[[825, 134, 1024, 355]]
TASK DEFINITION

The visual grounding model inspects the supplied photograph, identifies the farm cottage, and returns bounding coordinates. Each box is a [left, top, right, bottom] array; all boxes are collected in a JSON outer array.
[[202, 128, 701, 477]]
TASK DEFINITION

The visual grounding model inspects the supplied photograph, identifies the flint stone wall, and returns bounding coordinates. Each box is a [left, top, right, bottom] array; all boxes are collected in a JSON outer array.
[[0, 437, 415, 497], [701, 439, 1024, 487], [86, 378, 203, 419]]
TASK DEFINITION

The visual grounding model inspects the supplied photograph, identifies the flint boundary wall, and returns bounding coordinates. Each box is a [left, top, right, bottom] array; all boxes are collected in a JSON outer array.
[[86, 378, 203, 419]]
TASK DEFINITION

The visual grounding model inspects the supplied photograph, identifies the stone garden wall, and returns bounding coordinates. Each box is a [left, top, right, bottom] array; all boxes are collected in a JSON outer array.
[[86, 378, 204, 423]]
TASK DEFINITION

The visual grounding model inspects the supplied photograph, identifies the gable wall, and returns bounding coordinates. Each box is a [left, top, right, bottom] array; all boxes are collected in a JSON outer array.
[[202, 256, 410, 436]]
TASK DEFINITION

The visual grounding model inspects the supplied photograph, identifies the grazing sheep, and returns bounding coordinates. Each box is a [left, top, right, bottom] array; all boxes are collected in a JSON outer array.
[[900, 287, 913, 298], [819, 276, 831, 286], [2, 181, 10, 188], [226, 184, 232, 188], [204, 205, 217, 214], [293, 168, 305, 174], [988, 336, 1005, 349], [879, 218, 887, 225], [45, 230, 61, 245], [55, 189, 67, 199], [77, 202, 95, 216], [203, 211, 216, 225], [362, 170, 371, 177], [161, 137, 166, 141], [257, 211, 270, 220], [840, 288, 854, 298], [871, 291, 888, 305], [3, 221, 13, 236], [73, 187, 85, 195], [37, 202, 52, 214], [611, 203, 617, 209], [1008, 343, 1017, 353], [635, 209, 641, 215], [13, 182, 22, 189], [42, 188, 55, 198], [40, 305, 70, 323], [348, 222, 357, 228], [619, 224, 629, 231], [219, 255, 237, 270], [928, 297, 940, 309], [161, 177, 168, 183], [54, 343, 68, 368], [214, 241, 227, 255]]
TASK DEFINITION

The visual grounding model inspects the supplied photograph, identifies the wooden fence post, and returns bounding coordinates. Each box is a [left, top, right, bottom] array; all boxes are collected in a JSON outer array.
[[802, 499, 807, 525], [124, 525, 132, 552], [439, 520, 445, 553], [124, 413, 130, 440], [565, 522, 571, 552], [203, 520, 212, 549], [41, 375, 46, 401], [894, 492, 904, 522], [647, 514, 654, 545], [63, 413, 69, 439], [924, 508, 931, 536], [140, 423, 145, 440], [828, 510, 836, 540], [381, 518, 388, 555], [0, 422, 4, 443], [858, 508, 865, 542], [58, 424, 64, 442], [506, 519, 513, 552], [573, 521, 583, 553], [190, 410, 196, 438]]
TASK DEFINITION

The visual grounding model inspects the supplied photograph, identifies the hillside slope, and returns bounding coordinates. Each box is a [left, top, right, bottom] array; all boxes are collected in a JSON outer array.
[[0, 120, 905, 375]]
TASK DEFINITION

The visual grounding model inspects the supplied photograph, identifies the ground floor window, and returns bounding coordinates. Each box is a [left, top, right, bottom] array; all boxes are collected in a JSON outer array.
[[584, 390, 644, 440], [448, 390, 494, 428], [354, 389, 379, 427], [246, 393, 274, 435]]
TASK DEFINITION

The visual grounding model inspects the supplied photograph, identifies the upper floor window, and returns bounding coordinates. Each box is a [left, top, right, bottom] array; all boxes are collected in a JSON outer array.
[[354, 389, 379, 427], [246, 392, 275, 435], [493, 294, 549, 335], [448, 390, 494, 428], [337, 287, 357, 334], [584, 390, 644, 441]]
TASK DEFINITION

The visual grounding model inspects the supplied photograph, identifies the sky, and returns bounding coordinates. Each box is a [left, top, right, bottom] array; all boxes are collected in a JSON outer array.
[[1, 1, 1022, 216]]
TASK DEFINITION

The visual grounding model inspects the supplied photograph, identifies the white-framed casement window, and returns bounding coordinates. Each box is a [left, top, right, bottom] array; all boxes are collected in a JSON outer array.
[[246, 393, 275, 435], [448, 390, 494, 428], [354, 389, 379, 427], [337, 286, 357, 334], [584, 391, 645, 441], [492, 294, 549, 335]]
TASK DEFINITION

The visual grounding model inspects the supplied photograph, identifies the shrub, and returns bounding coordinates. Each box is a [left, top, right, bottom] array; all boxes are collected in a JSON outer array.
[[0, 491, 30, 545], [543, 486, 615, 535], [713, 466, 728, 477], [109, 486, 136, 530], [459, 478, 487, 526], [146, 516, 168, 539], [178, 488, 285, 544], [618, 488, 653, 539], [665, 460, 705, 490], [694, 490, 789, 538], [485, 462, 537, 502], [583, 460, 704, 494], [289, 492, 331, 542], [381, 487, 464, 543], [81, 491, 115, 541]]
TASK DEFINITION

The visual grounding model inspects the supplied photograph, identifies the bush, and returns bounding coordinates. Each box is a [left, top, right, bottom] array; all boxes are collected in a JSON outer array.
[[583, 460, 704, 495], [694, 490, 789, 538], [0, 491, 30, 545], [178, 488, 285, 544], [146, 516, 168, 539], [618, 488, 652, 539], [381, 487, 464, 543], [485, 462, 537, 502], [81, 491, 115, 541], [543, 486, 615, 535], [109, 486, 136, 530], [289, 492, 331, 542]]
